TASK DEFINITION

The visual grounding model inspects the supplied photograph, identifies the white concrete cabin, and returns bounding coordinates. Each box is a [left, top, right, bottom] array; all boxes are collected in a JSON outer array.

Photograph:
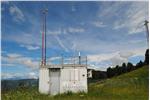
[[39, 64, 87, 95]]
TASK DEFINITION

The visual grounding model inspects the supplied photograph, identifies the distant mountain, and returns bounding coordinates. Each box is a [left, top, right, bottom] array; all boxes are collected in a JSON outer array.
[[1, 79, 38, 91]]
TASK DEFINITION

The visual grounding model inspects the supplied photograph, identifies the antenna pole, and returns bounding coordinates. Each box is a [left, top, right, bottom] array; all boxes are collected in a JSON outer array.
[[44, 9, 47, 66], [144, 20, 149, 46], [41, 10, 44, 66], [79, 52, 81, 64], [41, 9, 48, 66]]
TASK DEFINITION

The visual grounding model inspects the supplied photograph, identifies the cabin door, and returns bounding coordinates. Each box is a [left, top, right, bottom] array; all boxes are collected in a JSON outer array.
[[49, 69, 60, 95]]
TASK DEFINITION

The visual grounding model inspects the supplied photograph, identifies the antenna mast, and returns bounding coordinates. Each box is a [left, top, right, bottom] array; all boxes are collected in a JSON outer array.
[[41, 9, 48, 66]]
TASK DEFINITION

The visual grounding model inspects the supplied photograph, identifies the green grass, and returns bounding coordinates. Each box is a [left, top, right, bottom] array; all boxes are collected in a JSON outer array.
[[2, 65, 149, 100]]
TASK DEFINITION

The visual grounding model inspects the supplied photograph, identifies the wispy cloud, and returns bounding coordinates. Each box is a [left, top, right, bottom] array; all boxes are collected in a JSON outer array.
[[1, 72, 38, 79], [47, 29, 62, 35], [2, 53, 39, 69], [1, 73, 22, 79], [4, 32, 41, 47], [97, 2, 148, 34], [7, 53, 22, 58], [1, 63, 16, 67], [20, 44, 40, 50], [28, 72, 38, 79], [55, 36, 69, 52], [98, 2, 124, 18], [113, 20, 125, 30], [112, 2, 148, 34], [87, 48, 146, 70], [9, 5, 25, 22], [47, 27, 85, 35], [2, 1, 148, 74], [68, 27, 85, 33], [91, 21, 106, 28]]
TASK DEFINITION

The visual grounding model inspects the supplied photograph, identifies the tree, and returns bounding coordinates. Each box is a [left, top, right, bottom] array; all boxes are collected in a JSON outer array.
[[122, 63, 127, 73], [144, 49, 149, 65], [115, 65, 119, 75], [107, 67, 112, 78], [127, 62, 134, 72], [107, 67, 116, 78], [136, 60, 144, 68], [18, 81, 27, 89]]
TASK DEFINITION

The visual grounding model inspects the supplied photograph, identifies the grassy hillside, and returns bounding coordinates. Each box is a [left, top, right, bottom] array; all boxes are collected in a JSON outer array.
[[2, 65, 149, 100]]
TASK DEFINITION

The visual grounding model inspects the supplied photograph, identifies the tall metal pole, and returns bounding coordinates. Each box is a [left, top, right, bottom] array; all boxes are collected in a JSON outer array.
[[44, 9, 47, 66], [144, 20, 149, 46], [41, 9, 48, 66], [41, 10, 44, 66]]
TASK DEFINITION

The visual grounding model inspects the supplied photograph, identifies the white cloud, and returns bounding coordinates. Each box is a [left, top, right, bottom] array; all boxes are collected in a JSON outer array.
[[87, 52, 118, 63], [131, 48, 146, 57], [92, 21, 106, 28], [9, 5, 25, 22], [112, 2, 148, 34], [2, 53, 39, 69], [1, 72, 38, 79], [87, 48, 146, 70], [47, 27, 85, 35], [46, 57, 62, 64], [99, 2, 124, 18], [97, 2, 148, 34], [7, 53, 22, 58], [1, 63, 15, 67], [28, 72, 38, 79], [47, 29, 61, 35], [87, 51, 129, 68], [1, 73, 21, 79], [22, 59, 39, 68], [113, 20, 125, 30], [4, 32, 41, 47], [3, 25, 85, 51], [20, 44, 40, 50], [1, 50, 7, 54], [68, 27, 85, 33], [129, 39, 144, 44], [55, 36, 69, 52], [48, 56, 61, 61], [110, 55, 127, 66], [2, 2, 148, 72], [119, 51, 134, 58]]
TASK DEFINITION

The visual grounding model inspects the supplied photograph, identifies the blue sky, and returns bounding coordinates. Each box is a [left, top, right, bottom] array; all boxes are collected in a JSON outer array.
[[1, 1, 149, 79]]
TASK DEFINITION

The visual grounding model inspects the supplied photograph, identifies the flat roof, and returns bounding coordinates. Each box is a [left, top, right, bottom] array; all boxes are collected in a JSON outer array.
[[41, 64, 87, 69]]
